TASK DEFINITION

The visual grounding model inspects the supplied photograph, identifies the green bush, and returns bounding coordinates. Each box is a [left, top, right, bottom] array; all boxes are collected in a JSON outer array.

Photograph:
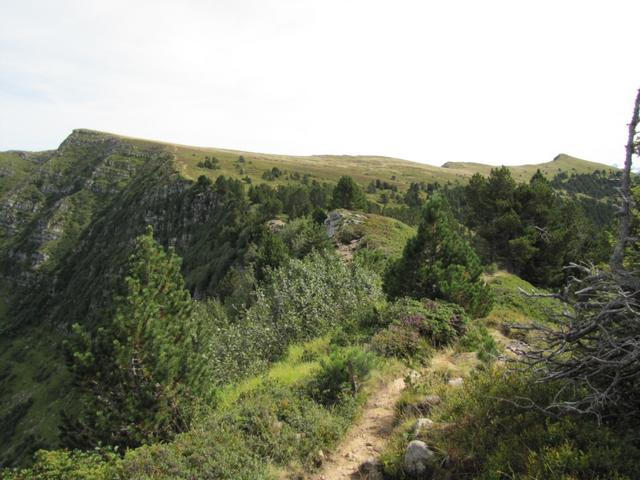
[[386, 368, 640, 479], [198, 252, 384, 387], [371, 323, 433, 361], [331, 176, 368, 210], [218, 381, 352, 466], [384, 195, 493, 318], [378, 298, 469, 347], [279, 216, 331, 258], [308, 347, 376, 406], [457, 323, 499, 362], [3, 448, 120, 480]]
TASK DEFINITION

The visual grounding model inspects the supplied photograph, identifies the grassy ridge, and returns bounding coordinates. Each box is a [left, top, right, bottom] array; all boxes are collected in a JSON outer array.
[[442, 153, 615, 182], [20, 130, 615, 191]]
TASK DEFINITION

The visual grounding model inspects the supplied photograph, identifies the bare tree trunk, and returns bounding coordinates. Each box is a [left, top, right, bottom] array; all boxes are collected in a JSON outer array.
[[610, 88, 640, 272], [514, 88, 640, 418]]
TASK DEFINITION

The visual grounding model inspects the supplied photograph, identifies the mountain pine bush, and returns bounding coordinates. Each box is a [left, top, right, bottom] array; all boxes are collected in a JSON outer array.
[[384, 195, 493, 317]]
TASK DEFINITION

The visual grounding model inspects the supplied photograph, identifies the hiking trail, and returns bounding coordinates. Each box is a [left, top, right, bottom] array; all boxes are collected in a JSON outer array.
[[309, 376, 406, 479]]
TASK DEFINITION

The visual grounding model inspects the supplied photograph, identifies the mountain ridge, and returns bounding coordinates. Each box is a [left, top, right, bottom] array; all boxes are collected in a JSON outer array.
[[2, 129, 616, 189]]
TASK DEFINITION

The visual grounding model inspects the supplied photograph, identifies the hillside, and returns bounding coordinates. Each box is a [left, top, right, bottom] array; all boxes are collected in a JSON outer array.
[[442, 153, 615, 182], [0, 129, 627, 472], [13, 129, 611, 190]]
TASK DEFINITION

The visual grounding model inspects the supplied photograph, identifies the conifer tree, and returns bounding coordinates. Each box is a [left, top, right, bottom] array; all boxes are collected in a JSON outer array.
[[384, 195, 492, 317], [331, 176, 368, 210], [61, 226, 211, 449]]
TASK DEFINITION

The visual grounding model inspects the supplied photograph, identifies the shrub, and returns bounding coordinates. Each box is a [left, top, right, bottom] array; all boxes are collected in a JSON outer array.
[[384, 195, 493, 318], [378, 298, 469, 347], [457, 323, 499, 362], [245, 252, 384, 358], [309, 347, 376, 406], [201, 252, 384, 386], [385, 367, 640, 479], [371, 322, 433, 361], [3, 448, 120, 480], [279, 216, 331, 258]]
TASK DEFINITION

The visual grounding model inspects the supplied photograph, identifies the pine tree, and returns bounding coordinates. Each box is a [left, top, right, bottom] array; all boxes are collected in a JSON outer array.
[[331, 176, 368, 210], [61, 226, 211, 449], [385, 195, 492, 317]]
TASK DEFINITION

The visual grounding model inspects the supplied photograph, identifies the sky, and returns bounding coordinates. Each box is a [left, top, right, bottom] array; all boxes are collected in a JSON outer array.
[[1, 0, 639, 167]]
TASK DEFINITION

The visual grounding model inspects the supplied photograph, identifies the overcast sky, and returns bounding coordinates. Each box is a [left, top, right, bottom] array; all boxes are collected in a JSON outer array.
[[1, 0, 639, 166]]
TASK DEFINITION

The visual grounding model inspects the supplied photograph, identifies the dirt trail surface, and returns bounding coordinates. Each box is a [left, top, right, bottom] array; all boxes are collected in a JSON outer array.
[[309, 377, 406, 479]]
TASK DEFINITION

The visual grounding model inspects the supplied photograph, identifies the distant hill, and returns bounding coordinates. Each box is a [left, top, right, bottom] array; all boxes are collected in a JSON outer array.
[[442, 153, 616, 183], [4, 129, 611, 190]]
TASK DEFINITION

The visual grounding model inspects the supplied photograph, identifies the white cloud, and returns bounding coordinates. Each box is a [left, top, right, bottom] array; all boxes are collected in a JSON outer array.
[[1, 0, 639, 166]]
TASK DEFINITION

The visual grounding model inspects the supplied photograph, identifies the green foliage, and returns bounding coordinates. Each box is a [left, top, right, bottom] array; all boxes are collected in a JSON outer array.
[[11, 340, 369, 479], [117, 369, 360, 479], [243, 251, 384, 363], [258, 197, 283, 218], [254, 231, 290, 281], [279, 216, 331, 258], [192, 252, 384, 387], [372, 299, 469, 362], [465, 167, 605, 286], [385, 195, 493, 317], [484, 272, 562, 341], [331, 176, 368, 210], [457, 322, 498, 362], [3, 448, 120, 480], [61, 227, 213, 450], [370, 322, 433, 362], [197, 156, 220, 170], [308, 346, 376, 405], [261, 166, 283, 181], [415, 368, 640, 479], [254, 216, 331, 283]]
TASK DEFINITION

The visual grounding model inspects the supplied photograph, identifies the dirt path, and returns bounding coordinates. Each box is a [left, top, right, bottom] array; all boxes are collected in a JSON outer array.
[[309, 377, 406, 479]]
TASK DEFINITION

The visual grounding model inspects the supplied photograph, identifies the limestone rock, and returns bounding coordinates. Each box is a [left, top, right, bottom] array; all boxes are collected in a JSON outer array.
[[414, 417, 434, 436], [403, 440, 434, 477]]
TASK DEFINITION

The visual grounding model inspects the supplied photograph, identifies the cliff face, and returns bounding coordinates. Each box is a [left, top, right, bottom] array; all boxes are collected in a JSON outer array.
[[0, 130, 252, 467]]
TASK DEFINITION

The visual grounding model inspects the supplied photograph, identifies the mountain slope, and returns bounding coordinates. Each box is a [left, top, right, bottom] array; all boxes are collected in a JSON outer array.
[[51, 130, 614, 189], [442, 153, 615, 182], [0, 129, 618, 467]]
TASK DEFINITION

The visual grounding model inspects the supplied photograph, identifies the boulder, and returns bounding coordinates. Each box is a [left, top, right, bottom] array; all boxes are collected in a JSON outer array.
[[403, 440, 434, 477], [359, 457, 384, 480], [418, 394, 442, 412], [266, 218, 286, 232], [413, 417, 434, 436], [324, 209, 366, 238]]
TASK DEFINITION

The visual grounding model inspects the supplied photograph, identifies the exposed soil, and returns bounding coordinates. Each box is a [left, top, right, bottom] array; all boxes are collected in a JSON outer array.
[[309, 377, 406, 479]]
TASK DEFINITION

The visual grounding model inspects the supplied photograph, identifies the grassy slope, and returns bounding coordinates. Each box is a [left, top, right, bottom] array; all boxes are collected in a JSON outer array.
[[0, 152, 37, 196], [26, 130, 615, 191], [334, 212, 416, 259], [442, 153, 615, 183]]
